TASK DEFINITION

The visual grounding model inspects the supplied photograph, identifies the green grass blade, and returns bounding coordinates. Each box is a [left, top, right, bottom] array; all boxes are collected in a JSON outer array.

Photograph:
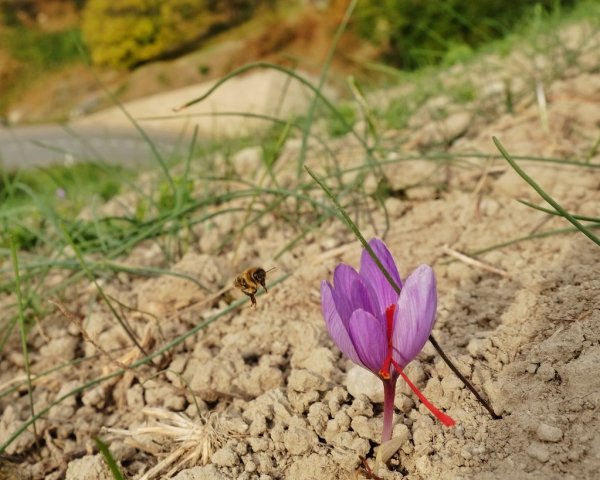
[[305, 165, 400, 294], [10, 237, 39, 444], [493, 136, 600, 247], [59, 223, 148, 355], [173, 62, 368, 154], [298, 0, 357, 177], [466, 224, 600, 259], [95, 438, 126, 480], [517, 199, 599, 223]]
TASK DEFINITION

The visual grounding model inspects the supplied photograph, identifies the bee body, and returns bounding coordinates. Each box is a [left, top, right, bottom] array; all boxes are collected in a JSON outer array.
[[233, 267, 274, 307]]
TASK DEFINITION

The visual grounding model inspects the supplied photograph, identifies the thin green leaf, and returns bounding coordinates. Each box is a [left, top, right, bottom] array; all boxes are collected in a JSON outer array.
[[494, 136, 600, 247], [305, 165, 400, 293], [95, 437, 126, 480], [517, 199, 600, 223], [10, 237, 38, 444], [59, 223, 148, 356]]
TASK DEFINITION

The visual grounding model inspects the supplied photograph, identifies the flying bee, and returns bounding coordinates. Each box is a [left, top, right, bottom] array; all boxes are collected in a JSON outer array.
[[233, 267, 276, 307]]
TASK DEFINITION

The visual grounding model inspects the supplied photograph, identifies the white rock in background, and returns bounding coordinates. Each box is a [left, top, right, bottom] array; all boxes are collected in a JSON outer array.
[[345, 365, 383, 403], [536, 423, 563, 442], [527, 442, 550, 463]]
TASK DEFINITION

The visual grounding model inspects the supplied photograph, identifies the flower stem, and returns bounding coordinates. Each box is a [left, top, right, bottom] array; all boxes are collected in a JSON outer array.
[[428, 334, 501, 420], [382, 378, 397, 442]]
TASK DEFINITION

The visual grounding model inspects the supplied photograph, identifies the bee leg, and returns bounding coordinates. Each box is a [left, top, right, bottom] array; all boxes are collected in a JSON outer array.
[[249, 294, 257, 307], [257, 280, 267, 293]]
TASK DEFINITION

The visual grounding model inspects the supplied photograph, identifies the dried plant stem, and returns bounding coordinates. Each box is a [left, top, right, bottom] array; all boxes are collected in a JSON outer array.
[[442, 245, 509, 278]]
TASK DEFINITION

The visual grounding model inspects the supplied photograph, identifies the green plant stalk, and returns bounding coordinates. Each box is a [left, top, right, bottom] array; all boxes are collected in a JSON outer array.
[[306, 165, 501, 420], [173, 62, 369, 154], [77, 43, 176, 196], [179, 125, 199, 210], [517, 199, 599, 223], [298, 0, 358, 177], [466, 223, 600, 259], [96, 437, 126, 480], [10, 238, 39, 443], [60, 223, 148, 355], [494, 136, 600, 247], [139, 110, 341, 165]]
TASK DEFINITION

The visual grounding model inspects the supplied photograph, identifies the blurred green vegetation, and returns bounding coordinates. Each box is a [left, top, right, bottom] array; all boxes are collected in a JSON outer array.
[[353, 0, 579, 69], [81, 0, 261, 68], [1, 162, 127, 214], [2, 27, 82, 69]]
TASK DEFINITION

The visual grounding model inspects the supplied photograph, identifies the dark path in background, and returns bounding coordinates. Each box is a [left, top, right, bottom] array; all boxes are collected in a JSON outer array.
[[0, 124, 187, 170]]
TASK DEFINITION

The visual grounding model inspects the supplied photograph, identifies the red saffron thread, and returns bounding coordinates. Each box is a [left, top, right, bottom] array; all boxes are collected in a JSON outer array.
[[379, 303, 455, 428], [378, 304, 396, 380], [392, 358, 456, 427]]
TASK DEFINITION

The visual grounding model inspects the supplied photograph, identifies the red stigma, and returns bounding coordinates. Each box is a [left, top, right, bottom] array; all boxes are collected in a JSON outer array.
[[378, 304, 396, 380], [377, 303, 456, 427]]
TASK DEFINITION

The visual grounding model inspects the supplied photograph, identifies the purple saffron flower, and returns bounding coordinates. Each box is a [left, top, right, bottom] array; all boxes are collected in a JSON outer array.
[[321, 238, 455, 441]]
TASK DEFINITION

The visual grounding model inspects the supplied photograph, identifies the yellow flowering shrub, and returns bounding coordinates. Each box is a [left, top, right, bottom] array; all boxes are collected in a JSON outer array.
[[81, 0, 210, 68]]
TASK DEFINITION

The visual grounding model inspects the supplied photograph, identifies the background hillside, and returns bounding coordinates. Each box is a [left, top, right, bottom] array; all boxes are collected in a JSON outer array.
[[0, 0, 581, 124]]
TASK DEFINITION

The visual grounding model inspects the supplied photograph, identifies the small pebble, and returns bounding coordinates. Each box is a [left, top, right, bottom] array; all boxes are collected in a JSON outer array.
[[391, 423, 410, 445], [536, 423, 563, 442], [347, 395, 373, 418], [526, 363, 538, 374], [283, 426, 317, 455], [211, 446, 238, 467], [413, 427, 433, 445], [288, 369, 327, 392], [527, 442, 550, 463], [345, 366, 383, 403], [245, 460, 257, 473], [536, 363, 556, 382]]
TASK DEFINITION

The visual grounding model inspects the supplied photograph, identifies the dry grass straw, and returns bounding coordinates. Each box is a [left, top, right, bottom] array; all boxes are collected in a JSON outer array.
[[104, 407, 238, 480]]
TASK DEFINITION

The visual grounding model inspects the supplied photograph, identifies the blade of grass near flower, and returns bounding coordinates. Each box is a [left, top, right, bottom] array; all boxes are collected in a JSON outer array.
[[306, 165, 400, 292], [10, 237, 39, 445], [517, 199, 600, 223], [172, 62, 367, 155], [306, 165, 502, 420], [95, 438, 126, 480], [298, 0, 357, 177], [493, 136, 600, 247], [466, 224, 600, 259], [59, 223, 148, 356], [76, 42, 175, 196]]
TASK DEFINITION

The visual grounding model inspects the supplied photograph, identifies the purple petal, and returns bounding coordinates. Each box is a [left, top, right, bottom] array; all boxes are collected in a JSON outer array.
[[321, 281, 364, 367], [347, 309, 387, 373], [360, 238, 402, 316], [331, 264, 357, 321], [392, 264, 437, 368], [332, 264, 377, 318]]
